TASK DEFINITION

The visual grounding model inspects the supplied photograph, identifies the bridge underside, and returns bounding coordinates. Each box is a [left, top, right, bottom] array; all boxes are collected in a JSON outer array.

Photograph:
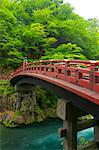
[[11, 75, 99, 120]]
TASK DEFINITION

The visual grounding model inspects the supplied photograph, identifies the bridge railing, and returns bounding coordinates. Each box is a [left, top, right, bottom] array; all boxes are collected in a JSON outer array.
[[11, 60, 99, 92]]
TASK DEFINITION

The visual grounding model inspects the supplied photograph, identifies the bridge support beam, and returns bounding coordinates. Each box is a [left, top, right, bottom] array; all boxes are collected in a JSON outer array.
[[57, 99, 77, 150], [63, 102, 77, 150], [13, 84, 36, 111], [57, 99, 99, 150], [94, 120, 99, 149]]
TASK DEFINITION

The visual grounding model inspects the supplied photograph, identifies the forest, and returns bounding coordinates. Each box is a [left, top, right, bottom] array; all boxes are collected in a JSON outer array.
[[0, 0, 99, 72], [0, 0, 99, 130]]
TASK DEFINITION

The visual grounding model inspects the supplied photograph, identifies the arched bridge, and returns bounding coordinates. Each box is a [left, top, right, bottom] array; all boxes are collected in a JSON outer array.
[[8, 60, 99, 149], [10, 60, 99, 119]]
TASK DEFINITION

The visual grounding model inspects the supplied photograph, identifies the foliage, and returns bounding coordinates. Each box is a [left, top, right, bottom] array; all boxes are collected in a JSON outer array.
[[41, 43, 86, 60], [0, 80, 15, 95], [36, 86, 57, 109], [0, 0, 98, 127], [78, 137, 89, 145], [14, 111, 22, 117], [0, 0, 99, 70]]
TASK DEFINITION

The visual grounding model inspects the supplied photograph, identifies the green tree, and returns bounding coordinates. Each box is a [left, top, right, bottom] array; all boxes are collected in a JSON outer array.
[[0, 0, 99, 71], [41, 43, 86, 60]]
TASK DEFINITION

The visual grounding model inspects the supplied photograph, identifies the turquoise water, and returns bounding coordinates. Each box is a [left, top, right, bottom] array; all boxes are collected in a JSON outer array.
[[0, 118, 94, 150]]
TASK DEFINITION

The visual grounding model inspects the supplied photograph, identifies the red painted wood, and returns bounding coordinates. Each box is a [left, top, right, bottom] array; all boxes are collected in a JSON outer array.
[[93, 83, 99, 93], [1, 60, 99, 105], [10, 60, 99, 92], [14, 72, 99, 105]]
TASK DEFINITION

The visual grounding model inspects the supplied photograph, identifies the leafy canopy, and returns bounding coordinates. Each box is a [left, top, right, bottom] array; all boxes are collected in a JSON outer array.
[[0, 0, 99, 70]]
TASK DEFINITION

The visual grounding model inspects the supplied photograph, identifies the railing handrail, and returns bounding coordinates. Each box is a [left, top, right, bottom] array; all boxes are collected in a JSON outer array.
[[1, 60, 99, 92]]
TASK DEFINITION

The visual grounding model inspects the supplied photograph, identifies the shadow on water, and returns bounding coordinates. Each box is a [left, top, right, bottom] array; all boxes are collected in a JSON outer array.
[[0, 118, 94, 150]]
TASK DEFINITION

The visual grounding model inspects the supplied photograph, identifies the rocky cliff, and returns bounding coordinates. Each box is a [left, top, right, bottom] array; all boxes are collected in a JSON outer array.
[[0, 80, 57, 127]]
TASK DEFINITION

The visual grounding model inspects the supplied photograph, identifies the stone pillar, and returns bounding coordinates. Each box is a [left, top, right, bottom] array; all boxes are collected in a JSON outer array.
[[57, 99, 77, 150], [14, 84, 36, 111], [63, 102, 77, 150], [94, 120, 99, 149]]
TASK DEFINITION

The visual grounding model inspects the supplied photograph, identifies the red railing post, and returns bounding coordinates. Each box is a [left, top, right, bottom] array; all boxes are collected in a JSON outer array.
[[23, 61, 26, 73], [23, 62, 25, 72], [43, 61, 46, 75], [23, 57, 28, 73], [49, 60, 51, 77], [54, 60, 58, 78], [65, 60, 69, 81], [90, 62, 96, 90], [92, 62, 99, 92]]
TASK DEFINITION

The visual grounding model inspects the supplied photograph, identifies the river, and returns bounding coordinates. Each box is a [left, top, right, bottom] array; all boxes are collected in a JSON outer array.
[[0, 118, 94, 150]]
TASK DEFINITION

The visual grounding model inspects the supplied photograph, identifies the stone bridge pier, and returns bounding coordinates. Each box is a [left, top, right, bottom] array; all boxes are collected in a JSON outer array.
[[57, 99, 99, 150], [13, 84, 36, 114]]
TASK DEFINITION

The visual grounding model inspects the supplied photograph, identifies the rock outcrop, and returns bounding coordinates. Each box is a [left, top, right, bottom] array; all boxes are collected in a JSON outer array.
[[0, 81, 57, 127]]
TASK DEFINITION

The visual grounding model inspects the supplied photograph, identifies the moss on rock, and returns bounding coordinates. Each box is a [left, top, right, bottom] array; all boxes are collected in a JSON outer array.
[[0, 82, 58, 127], [45, 107, 57, 118]]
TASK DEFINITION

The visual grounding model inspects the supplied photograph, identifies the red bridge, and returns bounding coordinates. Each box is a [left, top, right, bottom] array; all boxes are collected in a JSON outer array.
[[11, 60, 99, 116], [10, 60, 99, 117]]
